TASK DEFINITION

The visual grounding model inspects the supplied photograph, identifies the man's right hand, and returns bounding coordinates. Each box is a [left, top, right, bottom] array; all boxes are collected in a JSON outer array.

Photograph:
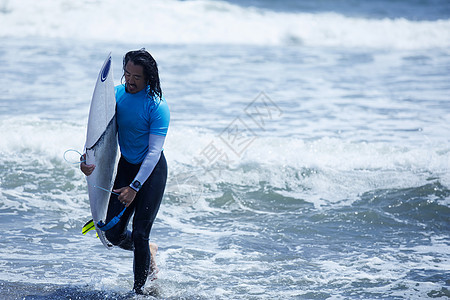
[[80, 153, 95, 176]]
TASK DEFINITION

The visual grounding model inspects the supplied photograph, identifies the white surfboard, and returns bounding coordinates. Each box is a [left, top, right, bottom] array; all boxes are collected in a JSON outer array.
[[85, 53, 117, 249]]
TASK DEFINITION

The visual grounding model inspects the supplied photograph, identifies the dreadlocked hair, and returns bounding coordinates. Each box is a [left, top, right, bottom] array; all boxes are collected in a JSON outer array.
[[122, 48, 163, 100]]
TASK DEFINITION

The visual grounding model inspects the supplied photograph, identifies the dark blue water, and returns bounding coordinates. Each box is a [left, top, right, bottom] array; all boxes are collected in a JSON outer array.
[[224, 0, 450, 20]]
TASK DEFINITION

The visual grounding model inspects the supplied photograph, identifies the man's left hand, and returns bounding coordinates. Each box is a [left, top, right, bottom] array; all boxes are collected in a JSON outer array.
[[113, 186, 137, 207]]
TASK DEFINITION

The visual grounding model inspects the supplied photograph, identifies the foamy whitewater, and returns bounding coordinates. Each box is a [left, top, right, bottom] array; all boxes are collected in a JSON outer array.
[[0, 0, 449, 299]]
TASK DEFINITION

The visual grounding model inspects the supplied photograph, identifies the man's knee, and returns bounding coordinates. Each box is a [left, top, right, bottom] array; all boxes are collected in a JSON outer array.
[[132, 226, 150, 247]]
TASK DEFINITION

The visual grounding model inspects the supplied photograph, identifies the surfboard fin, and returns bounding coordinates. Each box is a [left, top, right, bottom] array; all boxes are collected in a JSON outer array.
[[82, 219, 100, 238], [82, 219, 95, 235]]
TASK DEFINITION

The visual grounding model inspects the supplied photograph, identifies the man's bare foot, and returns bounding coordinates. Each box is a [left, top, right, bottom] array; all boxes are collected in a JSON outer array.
[[149, 242, 159, 280]]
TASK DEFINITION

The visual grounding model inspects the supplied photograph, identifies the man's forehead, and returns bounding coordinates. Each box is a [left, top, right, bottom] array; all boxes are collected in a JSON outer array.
[[125, 62, 144, 75]]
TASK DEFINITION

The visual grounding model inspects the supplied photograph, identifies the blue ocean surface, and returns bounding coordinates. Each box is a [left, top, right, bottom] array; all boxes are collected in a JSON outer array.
[[0, 0, 449, 299], [226, 0, 450, 20]]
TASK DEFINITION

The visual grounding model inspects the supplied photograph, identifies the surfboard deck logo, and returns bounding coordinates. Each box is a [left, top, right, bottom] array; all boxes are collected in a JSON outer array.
[[101, 57, 112, 82]]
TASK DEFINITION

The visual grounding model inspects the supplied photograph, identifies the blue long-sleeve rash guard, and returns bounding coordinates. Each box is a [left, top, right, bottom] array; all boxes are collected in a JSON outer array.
[[115, 85, 170, 188]]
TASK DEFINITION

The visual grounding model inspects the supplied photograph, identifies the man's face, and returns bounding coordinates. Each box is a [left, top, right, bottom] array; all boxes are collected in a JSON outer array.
[[124, 61, 146, 94]]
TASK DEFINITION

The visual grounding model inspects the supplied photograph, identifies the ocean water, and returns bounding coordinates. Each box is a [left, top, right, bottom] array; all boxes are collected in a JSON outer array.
[[0, 0, 449, 299]]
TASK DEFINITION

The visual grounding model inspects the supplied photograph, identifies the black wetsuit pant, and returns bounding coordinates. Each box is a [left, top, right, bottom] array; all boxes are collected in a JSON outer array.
[[104, 152, 167, 292]]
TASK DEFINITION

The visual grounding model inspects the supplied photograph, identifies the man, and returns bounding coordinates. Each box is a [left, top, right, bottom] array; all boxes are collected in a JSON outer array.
[[81, 49, 170, 294]]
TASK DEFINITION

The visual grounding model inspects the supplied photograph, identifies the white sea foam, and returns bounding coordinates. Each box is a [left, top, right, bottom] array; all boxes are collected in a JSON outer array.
[[165, 126, 450, 209], [0, 117, 86, 164], [1, 117, 448, 209], [1, 0, 449, 49]]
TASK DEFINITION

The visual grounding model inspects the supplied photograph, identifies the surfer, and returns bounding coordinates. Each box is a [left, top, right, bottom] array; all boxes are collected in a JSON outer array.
[[81, 49, 169, 295]]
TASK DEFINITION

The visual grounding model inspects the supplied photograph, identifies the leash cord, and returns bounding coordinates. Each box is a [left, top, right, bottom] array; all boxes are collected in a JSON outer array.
[[63, 149, 119, 196]]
